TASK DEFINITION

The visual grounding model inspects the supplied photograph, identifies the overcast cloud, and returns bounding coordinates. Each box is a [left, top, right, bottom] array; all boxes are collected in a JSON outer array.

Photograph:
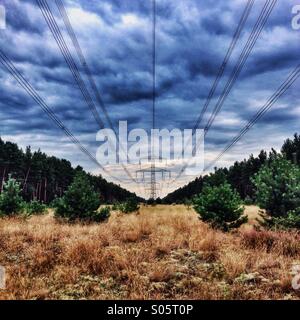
[[0, 0, 299, 198]]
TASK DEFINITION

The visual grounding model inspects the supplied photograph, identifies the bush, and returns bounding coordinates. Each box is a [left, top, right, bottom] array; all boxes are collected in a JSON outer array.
[[193, 183, 247, 231], [93, 206, 111, 222], [244, 195, 254, 205], [54, 172, 101, 221], [24, 200, 47, 216], [0, 177, 23, 215], [111, 202, 119, 211], [119, 198, 140, 214], [264, 208, 300, 230], [184, 198, 193, 210], [147, 198, 156, 206], [252, 156, 300, 217]]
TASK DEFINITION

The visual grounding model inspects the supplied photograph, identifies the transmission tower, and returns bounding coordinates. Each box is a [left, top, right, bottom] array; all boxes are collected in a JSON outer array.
[[136, 157, 171, 199]]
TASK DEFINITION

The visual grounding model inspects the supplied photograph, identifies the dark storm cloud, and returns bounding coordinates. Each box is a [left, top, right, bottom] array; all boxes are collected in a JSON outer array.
[[79, 0, 150, 19], [0, 0, 299, 195], [2, 0, 44, 35]]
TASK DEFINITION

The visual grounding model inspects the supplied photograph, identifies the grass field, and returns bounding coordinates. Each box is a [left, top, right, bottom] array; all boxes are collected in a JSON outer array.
[[0, 205, 300, 300]]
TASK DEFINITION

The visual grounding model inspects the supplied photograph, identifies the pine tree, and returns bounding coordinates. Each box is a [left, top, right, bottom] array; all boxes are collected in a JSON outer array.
[[0, 177, 23, 215], [120, 197, 140, 213], [193, 183, 247, 231], [252, 156, 300, 217], [54, 172, 101, 221]]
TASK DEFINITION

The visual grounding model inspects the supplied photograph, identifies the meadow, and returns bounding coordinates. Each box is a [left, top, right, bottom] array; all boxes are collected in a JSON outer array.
[[0, 205, 299, 300]]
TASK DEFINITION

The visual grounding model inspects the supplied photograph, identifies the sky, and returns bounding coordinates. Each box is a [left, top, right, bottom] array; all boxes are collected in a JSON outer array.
[[0, 0, 300, 198]]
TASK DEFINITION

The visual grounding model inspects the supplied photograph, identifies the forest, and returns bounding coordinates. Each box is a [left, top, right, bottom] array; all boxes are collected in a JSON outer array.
[[163, 133, 300, 204], [0, 137, 140, 204]]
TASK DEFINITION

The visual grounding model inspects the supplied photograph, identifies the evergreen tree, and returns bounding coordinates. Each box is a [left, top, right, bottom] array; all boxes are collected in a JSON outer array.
[[119, 197, 140, 213], [54, 172, 101, 221], [0, 137, 140, 204], [0, 177, 23, 215], [269, 208, 300, 229], [281, 133, 300, 164], [252, 156, 300, 217], [193, 183, 247, 231]]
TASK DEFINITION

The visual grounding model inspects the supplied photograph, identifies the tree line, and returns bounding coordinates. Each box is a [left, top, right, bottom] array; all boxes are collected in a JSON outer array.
[[163, 133, 300, 204], [0, 137, 140, 204]]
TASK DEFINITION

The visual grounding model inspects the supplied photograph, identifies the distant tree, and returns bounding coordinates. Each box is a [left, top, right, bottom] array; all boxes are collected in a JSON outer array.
[[155, 197, 162, 204], [207, 168, 228, 187], [147, 198, 156, 206], [0, 177, 23, 215], [0, 137, 140, 204], [193, 183, 247, 231], [281, 133, 300, 165], [119, 197, 140, 213], [163, 150, 268, 204]]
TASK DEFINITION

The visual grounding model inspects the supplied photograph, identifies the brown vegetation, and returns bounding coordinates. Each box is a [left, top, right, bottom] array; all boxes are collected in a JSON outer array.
[[0, 205, 299, 300]]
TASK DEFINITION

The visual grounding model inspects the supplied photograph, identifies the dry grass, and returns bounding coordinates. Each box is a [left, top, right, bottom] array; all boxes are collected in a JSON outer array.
[[0, 205, 300, 300]]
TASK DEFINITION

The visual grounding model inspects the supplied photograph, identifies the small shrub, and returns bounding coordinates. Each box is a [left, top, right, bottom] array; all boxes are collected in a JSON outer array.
[[244, 196, 254, 206], [53, 172, 101, 221], [184, 198, 193, 209], [111, 203, 119, 211], [193, 183, 247, 231], [120, 198, 140, 214], [0, 177, 23, 215], [25, 200, 47, 216], [268, 208, 300, 230], [93, 206, 111, 222]]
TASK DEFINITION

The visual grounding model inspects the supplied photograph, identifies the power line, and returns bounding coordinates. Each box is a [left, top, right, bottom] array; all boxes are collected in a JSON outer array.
[[37, 0, 105, 129], [0, 49, 123, 183], [194, 0, 255, 129], [204, 0, 277, 134], [37, 0, 141, 189], [172, 0, 255, 175], [136, 0, 158, 199], [172, 0, 276, 182], [53, 0, 143, 192], [54, 0, 114, 132], [205, 63, 300, 171], [150, 0, 157, 199]]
